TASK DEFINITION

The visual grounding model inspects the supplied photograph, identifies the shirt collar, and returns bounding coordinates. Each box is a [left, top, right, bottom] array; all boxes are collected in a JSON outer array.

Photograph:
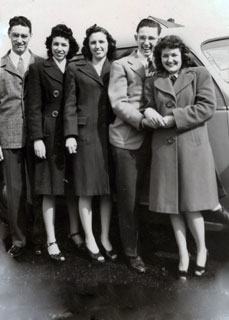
[[9, 49, 31, 69], [53, 57, 67, 73], [136, 50, 153, 66]]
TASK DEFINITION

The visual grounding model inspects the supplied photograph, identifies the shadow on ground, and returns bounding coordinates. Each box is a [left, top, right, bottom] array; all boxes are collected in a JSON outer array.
[[1, 205, 229, 320]]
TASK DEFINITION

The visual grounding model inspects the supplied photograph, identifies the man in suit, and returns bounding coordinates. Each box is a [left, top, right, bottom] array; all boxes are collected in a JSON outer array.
[[0, 16, 43, 257], [108, 18, 162, 273]]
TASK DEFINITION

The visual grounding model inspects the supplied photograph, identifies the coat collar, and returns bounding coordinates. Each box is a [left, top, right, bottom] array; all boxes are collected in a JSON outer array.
[[74, 58, 110, 86], [154, 68, 194, 98], [43, 58, 63, 84], [1, 49, 37, 79], [126, 50, 146, 80]]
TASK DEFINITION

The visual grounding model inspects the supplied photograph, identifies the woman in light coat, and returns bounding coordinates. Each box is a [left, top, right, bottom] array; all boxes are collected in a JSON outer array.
[[143, 35, 219, 279]]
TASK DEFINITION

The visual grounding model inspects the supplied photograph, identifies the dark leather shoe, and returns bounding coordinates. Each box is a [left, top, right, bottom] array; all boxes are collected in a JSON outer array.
[[128, 256, 146, 273], [214, 206, 229, 225], [8, 245, 24, 258], [34, 244, 43, 256]]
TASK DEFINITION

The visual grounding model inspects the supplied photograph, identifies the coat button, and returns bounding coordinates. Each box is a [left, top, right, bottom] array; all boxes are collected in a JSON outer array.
[[167, 137, 175, 144], [52, 110, 59, 117], [166, 101, 175, 108], [53, 90, 60, 98]]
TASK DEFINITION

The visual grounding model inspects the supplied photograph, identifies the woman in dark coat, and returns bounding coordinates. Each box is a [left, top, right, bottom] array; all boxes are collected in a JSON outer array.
[[143, 35, 219, 279], [26, 24, 83, 261], [64, 25, 117, 262]]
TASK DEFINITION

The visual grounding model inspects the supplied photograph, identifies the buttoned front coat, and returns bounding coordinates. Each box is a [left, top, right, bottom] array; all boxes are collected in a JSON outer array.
[[25, 58, 65, 195], [144, 66, 219, 214], [64, 59, 113, 196], [0, 51, 42, 148]]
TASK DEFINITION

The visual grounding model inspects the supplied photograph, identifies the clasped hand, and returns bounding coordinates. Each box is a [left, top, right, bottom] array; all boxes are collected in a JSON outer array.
[[143, 108, 175, 129], [65, 137, 77, 154]]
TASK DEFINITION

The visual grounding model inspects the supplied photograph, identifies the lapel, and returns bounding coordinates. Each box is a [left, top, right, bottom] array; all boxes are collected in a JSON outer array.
[[127, 50, 146, 81], [174, 68, 194, 95], [1, 50, 23, 79], [43, 58, 63, 84], [76, 59, 106, 86], [154, 68, 195, 99]]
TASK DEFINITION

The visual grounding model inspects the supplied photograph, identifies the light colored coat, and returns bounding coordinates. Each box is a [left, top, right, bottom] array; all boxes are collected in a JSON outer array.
[[144, 66, 219, 213], [0, 50, 42, 148], [108, 50, 147, 150]]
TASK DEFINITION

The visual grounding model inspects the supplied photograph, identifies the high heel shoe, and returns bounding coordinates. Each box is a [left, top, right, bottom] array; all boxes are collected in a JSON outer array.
[[194, 250, 208, 277], [177, 269, 188, 281], [100, 242, 117, 261], [68, 232, 86, 251], [47, 242, 65, 262], [86, 245, 105, 263]]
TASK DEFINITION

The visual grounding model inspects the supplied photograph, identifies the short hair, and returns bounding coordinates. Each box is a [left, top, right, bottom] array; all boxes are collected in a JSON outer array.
[[154, 35, 195, 72], [136, 18, 161, 35], [82, 24, 116, 61], [8, 16, 32, 33], [45, 24, 79, 60]]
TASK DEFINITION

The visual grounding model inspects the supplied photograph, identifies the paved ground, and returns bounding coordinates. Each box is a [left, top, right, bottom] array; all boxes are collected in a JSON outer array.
[[1, 205, 229, 320]]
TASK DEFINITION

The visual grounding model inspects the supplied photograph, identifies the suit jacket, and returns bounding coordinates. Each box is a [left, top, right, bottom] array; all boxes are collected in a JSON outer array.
[[0, 50, 43, 148], [108, 50, 147, 150]]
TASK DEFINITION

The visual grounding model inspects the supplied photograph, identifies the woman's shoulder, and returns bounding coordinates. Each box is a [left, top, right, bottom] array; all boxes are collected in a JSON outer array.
[[185, 66, 210, 77]]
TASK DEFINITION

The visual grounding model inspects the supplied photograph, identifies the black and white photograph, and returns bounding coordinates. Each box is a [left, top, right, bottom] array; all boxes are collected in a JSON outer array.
[[0, 0, 229, 319]]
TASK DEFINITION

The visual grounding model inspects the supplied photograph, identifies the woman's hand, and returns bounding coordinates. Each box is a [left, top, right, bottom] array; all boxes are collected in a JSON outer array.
[[34, 139, 46, 159], [65, 137, 77, 154], [144, 108, 165, 128], [163, 115, 176, 128], [0, 146, 3, 161]]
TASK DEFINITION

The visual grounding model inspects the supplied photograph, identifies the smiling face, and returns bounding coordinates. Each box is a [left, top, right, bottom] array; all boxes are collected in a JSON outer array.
[[135, 26, 159, 58], [51, 36, 70, 62], [8, 25, 31, 55], [161, 47, 182, 74], [89, 31, 108, 62]]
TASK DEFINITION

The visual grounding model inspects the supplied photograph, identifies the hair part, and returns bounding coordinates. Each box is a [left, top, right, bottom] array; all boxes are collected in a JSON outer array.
[[154, 35, 195, 72], [45, 24, 79, 59], [8, 16, 32, 33], [136, 18, 161, 35], [81, 24, 116, 61]]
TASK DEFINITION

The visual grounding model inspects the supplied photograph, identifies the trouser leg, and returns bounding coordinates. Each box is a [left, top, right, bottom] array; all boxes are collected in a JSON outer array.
[[2, 149, 26, 247], [111, 138, 151, 257]]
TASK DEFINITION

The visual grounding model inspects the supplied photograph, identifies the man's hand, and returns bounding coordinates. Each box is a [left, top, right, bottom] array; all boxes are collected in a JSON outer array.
[[163, 115, 176, 128], [144, 108, 165, 128], [0, 146, 3, 161], [34, 139, 46, 159], [65, 137, 77, 154]]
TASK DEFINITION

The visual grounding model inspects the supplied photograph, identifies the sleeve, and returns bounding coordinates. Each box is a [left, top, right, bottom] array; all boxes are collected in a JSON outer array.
[[173, 67, 216, 131], [63, 65, 78, 138], [141, 77, 157, 113], [108, 60, 143, 129], [25, 62, 44, 141]]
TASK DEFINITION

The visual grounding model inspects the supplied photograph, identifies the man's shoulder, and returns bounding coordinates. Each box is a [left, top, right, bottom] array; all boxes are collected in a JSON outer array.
[[112, 50, 137, 65]]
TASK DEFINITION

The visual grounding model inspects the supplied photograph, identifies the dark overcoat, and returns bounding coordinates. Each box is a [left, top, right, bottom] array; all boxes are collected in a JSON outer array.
[[26, 58, 65, 195], [64, 59, 112, 196], [144, 66, 219, 214]]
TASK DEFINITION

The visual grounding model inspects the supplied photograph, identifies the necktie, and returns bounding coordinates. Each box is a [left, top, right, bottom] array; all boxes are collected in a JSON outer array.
[[170, 75, 177, 85], [17, 56, 25, 77]]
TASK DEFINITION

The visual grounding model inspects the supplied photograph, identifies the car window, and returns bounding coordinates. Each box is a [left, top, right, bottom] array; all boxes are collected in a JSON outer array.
[[202, 38, 229, 83]]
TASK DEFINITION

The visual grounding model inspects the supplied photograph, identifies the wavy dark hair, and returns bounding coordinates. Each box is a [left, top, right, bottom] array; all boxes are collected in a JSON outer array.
[[8, 16, 32, 33], [82, 24, 116, 61], [45, 24, 79, 59], [154, 35, 195, 73], [136, 18, 161, 35]]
